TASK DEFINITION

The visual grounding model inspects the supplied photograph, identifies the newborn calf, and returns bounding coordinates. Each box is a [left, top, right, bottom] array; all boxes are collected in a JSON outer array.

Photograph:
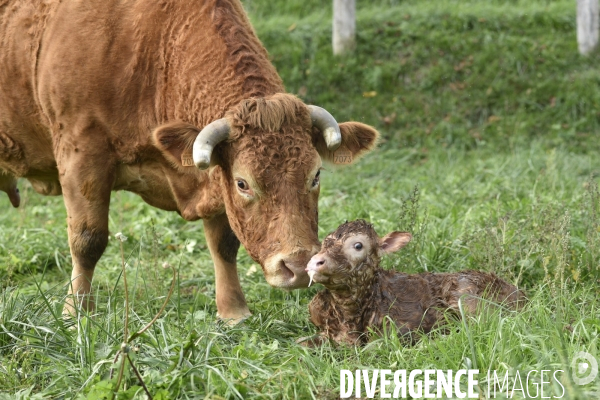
[[305, 220, 526, 346]]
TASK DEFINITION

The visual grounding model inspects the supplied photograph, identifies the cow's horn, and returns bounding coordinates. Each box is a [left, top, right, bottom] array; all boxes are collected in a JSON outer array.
[[192, 118, 231, 169], [308, 105, 342, 151]]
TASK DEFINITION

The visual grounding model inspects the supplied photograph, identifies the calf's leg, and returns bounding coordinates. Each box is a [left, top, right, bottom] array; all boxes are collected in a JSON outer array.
[[203, 212, 250, 324]]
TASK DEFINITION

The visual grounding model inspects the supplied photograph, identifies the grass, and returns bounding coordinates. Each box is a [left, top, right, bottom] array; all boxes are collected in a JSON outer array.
[[1, 0, 600, 398]]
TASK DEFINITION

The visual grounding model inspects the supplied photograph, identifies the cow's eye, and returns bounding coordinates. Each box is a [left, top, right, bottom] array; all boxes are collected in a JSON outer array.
[[311, 170, 320, 188], [237, 179, 250, 191], [235, 178, 254, 198], [354, 242, 363, 250]]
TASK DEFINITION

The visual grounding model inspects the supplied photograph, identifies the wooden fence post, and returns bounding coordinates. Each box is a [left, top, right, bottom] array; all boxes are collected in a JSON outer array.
[[333, 0, 356, 55], [577, 0, 599, 55]]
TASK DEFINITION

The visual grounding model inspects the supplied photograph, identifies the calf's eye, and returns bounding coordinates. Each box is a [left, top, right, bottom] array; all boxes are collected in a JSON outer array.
[[354, 242, 363, 250]]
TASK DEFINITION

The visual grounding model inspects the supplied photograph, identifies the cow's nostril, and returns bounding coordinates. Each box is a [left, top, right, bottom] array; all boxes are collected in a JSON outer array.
[[278, 260, 294, 280]]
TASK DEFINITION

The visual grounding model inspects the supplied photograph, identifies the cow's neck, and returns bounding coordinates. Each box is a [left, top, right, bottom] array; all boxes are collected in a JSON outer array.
[[142, 0, 285, 127], [121, 0, 285, 219]]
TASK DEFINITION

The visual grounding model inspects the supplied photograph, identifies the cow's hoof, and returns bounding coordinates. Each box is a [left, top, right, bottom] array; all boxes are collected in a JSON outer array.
[[216, 311, 251, 327]]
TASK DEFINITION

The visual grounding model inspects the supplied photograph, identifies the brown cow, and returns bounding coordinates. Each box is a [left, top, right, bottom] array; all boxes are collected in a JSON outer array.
[[0, 0, 379, 322]]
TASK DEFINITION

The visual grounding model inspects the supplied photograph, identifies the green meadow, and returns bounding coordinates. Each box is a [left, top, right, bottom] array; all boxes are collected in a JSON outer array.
[[1, 0, 599, 398]]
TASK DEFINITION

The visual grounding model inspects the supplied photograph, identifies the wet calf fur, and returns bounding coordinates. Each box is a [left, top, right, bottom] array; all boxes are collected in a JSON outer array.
[[305, 220, 526, 345]]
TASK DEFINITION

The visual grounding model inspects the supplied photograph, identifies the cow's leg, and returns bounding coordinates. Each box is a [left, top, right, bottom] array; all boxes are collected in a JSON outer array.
[[203, 213, 250, 324], [0, 171, 20, 207], [58, 141, 114, 317]]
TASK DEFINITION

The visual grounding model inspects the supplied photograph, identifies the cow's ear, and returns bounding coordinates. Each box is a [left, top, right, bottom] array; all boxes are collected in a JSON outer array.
[[379, 231, 412, 255], [152, 121, 200, 169], [315, 122, 379, 165]]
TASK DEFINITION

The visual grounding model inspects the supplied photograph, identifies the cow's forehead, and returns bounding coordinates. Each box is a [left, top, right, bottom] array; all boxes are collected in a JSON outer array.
[[224, 93, 321, 183], [232, 127, 319, 181]]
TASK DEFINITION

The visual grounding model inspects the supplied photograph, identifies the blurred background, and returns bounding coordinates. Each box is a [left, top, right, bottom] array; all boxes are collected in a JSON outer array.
[[246, 0, 600, 154]]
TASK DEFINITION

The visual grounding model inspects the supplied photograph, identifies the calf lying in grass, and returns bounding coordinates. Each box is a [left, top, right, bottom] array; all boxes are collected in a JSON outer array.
[[304, 220, 526, 346]]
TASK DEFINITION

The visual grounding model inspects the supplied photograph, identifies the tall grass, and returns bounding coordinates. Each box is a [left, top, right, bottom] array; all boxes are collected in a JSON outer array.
[[1, 0, 599, 398]]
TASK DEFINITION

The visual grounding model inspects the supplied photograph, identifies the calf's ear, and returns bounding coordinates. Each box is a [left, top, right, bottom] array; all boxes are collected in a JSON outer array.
[[315, 122, 379, 165], [379, 232, 412, 254], [152, 121, 201, 170]]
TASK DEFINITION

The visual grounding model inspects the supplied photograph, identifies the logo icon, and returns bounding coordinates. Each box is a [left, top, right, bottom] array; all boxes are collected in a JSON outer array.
[[571, 351, 598, 385]]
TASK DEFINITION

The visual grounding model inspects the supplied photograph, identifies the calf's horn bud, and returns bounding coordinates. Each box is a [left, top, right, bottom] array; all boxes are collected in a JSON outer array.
[[308, 105, 342, 151], [192, 118, 231, 169]]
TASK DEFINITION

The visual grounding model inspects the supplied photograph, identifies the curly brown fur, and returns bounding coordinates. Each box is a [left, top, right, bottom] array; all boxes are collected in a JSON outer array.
[[227, 93, 311, 137], [211, 0, 283, 98], [306, 220, 527, 346]]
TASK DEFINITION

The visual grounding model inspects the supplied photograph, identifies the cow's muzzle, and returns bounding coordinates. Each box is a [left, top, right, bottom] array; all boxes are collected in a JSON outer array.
[[263, 250, 318, 289]]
